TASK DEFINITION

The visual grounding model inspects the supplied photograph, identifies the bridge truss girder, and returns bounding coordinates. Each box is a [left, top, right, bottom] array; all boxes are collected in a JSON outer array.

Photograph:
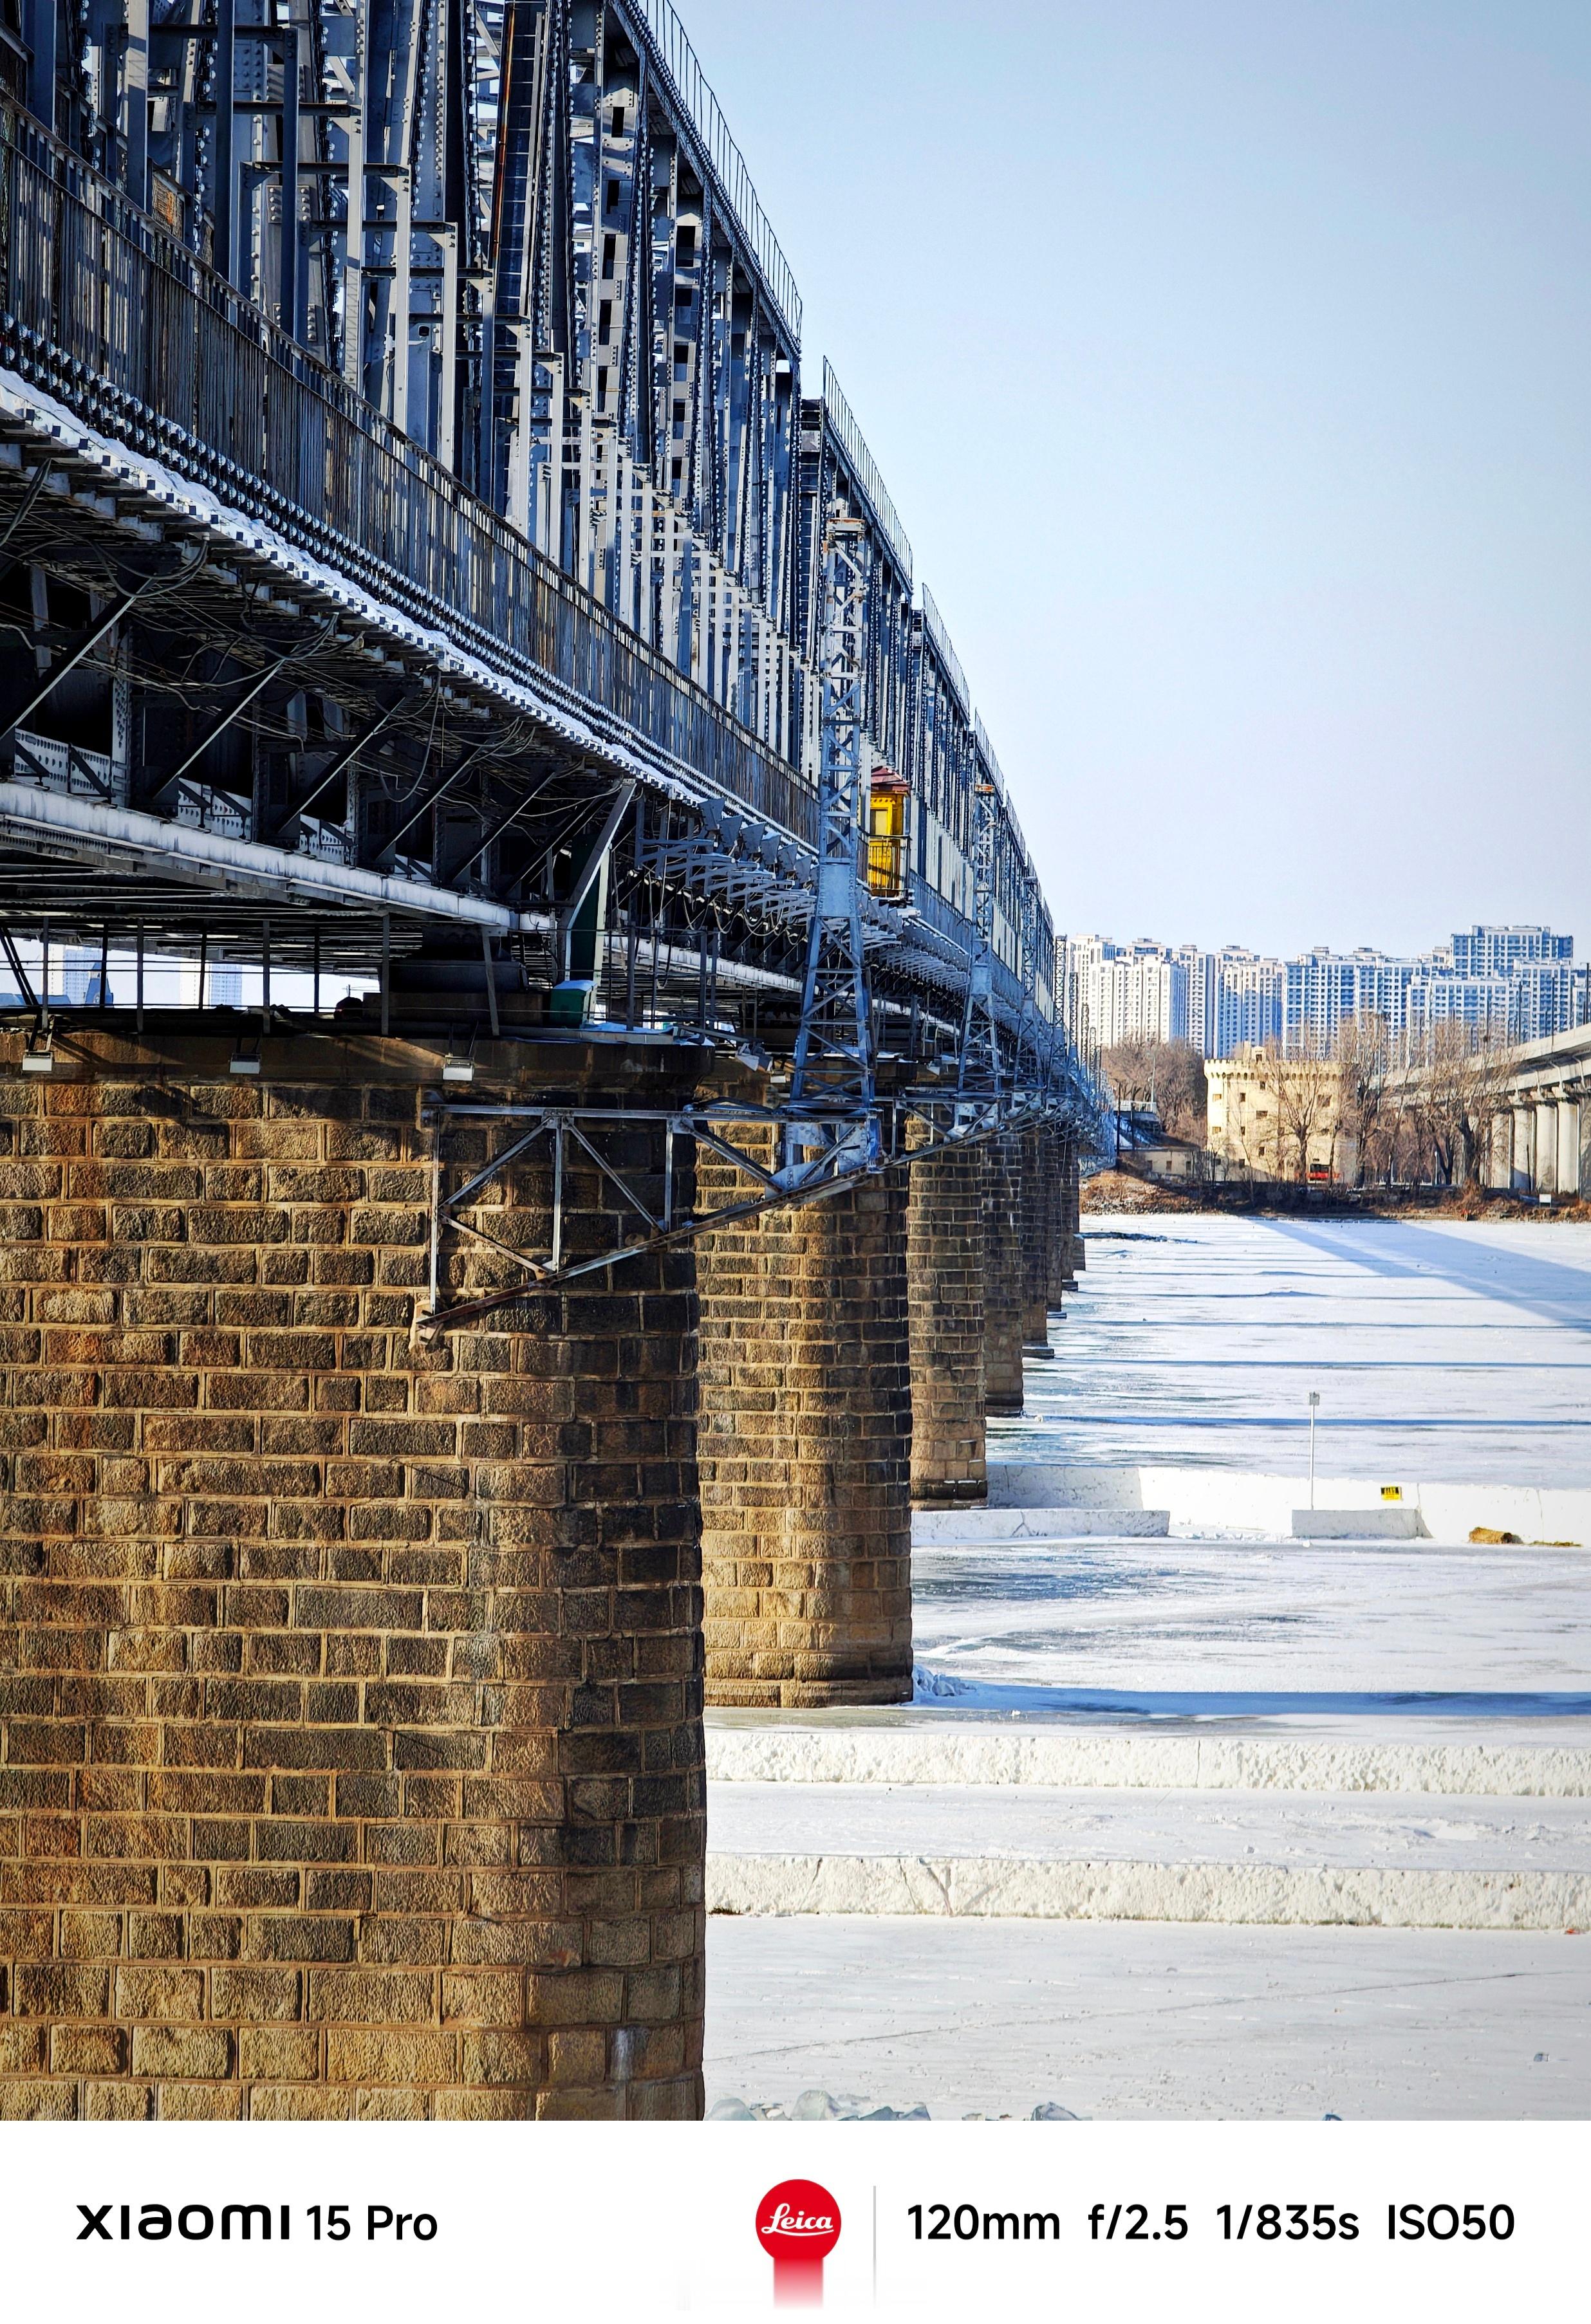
[[415, 1081, 1083, 1338], [0, 32, 1103, 1150]]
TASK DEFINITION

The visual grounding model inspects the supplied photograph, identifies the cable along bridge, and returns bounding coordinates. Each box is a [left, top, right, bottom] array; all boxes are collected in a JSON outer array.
[[0, 0, 1099, 1306]]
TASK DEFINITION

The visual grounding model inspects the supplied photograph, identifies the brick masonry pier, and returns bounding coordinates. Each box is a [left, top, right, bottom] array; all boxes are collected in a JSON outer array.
[[0, 1029, 703, 2120], [696, 1107, 913, 1708], [982, 1131, 1026, 1417], [1020, 1127, 1055, 1354], [906, 1122, 988, 1508]]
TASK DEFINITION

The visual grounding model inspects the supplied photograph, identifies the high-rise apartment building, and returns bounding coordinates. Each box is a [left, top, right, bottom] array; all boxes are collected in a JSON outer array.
[[1214, 950, 1287, 1055], [1446, 925, 1574, 975], [1060, 924, 1585, 1060], [1058, 936, 1188, 1051]]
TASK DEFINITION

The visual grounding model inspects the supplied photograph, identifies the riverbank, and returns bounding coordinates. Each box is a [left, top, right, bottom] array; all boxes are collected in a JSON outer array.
[[1083, 1167, 1591, 1221]]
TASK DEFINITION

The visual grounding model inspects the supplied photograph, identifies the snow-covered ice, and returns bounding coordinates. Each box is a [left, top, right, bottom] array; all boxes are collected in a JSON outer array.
[[709, 1782, 1591, 1872], [705, 1916, 1591, 2117], [702, 1217, 1591, 2113], [1007, 1215, 1591, 1484], [910, 1536, 1591, 1710], [908, 1218, 1591, 1720]]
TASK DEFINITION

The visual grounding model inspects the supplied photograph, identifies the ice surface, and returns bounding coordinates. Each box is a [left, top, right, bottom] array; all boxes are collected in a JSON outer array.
[[705, 1917, 1591, 2117], [708, 1780, 1591, 1872], [909, 1536, 1591, 1710], [908, 1220, 1591, 1726], [703, 1216, 1591, 2114], [1009, 1215, 1591, 1484]]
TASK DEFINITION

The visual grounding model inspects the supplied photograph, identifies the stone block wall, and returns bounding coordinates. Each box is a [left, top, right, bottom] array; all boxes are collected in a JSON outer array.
[[905, 1125, 987, 1506], [1041, 1129, 1083, 1302], [697, 1117, 912, 1707], [0, 1034, 704, 2120], [1065, 1139, 1084, 1281], [982, 1132, 1025, 1416], [1019, 1128, 1053, 1351]]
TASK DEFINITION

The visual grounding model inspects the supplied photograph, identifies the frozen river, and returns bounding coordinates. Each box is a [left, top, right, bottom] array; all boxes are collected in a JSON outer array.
[[707, 1918, 1591, 2117], [1001, 1213, 1591, 1485], [705, 1217, 1591, 2117], [912, 1214, 1591, 1722], [912, 1537, 1591, 1711]]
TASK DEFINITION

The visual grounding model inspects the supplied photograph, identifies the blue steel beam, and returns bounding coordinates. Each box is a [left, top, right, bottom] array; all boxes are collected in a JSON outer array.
[[0, 0, 1092, 1127]]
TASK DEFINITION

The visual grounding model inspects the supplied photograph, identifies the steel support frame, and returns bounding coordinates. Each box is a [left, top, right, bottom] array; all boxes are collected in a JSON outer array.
[[783, 511, 875, 1185], [416, 1082, 1059, 1338], [956, 771, 1003, 1102]]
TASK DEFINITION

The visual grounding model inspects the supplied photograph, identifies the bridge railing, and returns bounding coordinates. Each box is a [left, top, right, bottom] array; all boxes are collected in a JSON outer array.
[[0, 102, 815, 849]]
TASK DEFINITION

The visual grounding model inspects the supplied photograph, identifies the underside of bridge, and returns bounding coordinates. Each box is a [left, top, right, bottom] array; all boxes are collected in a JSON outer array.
[[0, 0, 1101, 2119]]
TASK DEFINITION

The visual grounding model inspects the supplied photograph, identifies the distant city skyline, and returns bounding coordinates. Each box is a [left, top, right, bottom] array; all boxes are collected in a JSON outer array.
[[1060, 923, 1587, 1059], [1074, 919, 1584, 963]]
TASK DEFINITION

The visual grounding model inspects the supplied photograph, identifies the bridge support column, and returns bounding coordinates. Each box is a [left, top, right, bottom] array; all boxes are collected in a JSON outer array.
[[906, 1121, 987, 1508], [697, 1114, 913, 1707], [982, 1132, 1026, 1416], [1535, 1102, 1560, 1195], [1043, 1130, 1070, 1310], [1511, 1105, 1534, 1192], [0, 1031, 704, 2121], [1020, 1129, 1055, 1357], [1556, 1100, 1581, 1197], [1057, 1139, 1083, 1286]]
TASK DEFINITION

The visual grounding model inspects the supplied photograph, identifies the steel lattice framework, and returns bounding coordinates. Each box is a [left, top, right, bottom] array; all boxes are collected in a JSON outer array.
[[784, 512, 875, 1181], [0, 0, 1105, 1190]]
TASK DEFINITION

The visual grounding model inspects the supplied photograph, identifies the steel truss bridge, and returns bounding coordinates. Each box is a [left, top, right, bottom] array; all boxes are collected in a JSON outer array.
[[0, 0, 1104, 1291]]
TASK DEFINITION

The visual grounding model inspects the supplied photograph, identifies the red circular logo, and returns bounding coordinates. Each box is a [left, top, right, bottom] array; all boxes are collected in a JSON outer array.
[[757, 2179, 841, 2306]]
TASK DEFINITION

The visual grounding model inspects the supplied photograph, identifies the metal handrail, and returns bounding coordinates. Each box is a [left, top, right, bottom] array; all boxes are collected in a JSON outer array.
[[918, 586, 971, 724], [0, 100, 815, 847], [865, 832, 906, 899], [637, 0, 803, 345], [822, 360, 912, 584]]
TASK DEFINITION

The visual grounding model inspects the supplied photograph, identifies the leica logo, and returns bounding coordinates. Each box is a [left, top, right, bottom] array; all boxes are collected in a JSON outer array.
[[761, 2202, 837, 2240], [757, 2180, 841, 2307]]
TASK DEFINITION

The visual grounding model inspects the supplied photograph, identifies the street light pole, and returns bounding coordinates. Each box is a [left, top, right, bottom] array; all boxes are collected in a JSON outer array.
[[1308, 1390, 1321, 1509]]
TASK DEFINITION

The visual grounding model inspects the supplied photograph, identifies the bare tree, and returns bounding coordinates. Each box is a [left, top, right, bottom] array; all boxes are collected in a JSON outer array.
[[1150, 1044, 1209, 1143], [1102, 1039, 1208, 1143], [1251, 1038, 1341, 1183], [1102, 1039, 1156, 1115], [1278, 1053, 1339, 1184], [1392, 1022, 1518, 1188], [1411, 1027, 1468, 1185], [1458, 1031, 1516, 1186], [1334, 1013, 1390, 1187]]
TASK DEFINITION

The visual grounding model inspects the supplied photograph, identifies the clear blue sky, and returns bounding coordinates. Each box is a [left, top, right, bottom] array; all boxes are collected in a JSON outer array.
[[680, 0, 1591, 959]]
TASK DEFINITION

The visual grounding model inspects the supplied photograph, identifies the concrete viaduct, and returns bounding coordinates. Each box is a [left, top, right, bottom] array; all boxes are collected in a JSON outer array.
[[1484, 1028, 1591, 1198], [0, 1, 1101, 2117]]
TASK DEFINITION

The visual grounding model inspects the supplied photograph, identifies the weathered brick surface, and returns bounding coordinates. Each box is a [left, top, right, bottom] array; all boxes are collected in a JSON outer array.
[[1019, 1129, 1053, 1351], [1048, 1132, 1081, 1302], [696, 1115, 912, 1708], [982, 1133, 1025, 1416], [0, 1035, 704, 2120], [906, 1124, 986, 1507]]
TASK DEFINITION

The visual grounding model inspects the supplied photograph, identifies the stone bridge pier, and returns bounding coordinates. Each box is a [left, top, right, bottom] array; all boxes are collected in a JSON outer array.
[[0, 1029, 1074, 2117], [0, 1029, 704, 2122], [906, 1121, 988, 1510], [981, 1131, 1027, 1417], [695, 1093, 914, 1709], [693, 1101, 1075, 1717]]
